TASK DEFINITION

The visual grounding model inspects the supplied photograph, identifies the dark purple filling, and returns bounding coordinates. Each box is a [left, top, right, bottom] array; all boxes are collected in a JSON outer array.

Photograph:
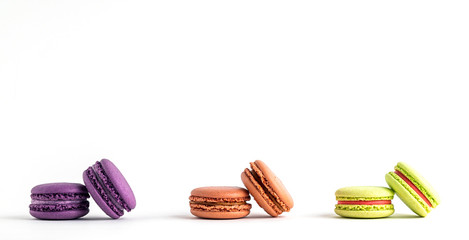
[[94, 162, 131, 212], [86, 167, 123, 216], [31, 193, 90, 201], [30, 202, 89, 212]]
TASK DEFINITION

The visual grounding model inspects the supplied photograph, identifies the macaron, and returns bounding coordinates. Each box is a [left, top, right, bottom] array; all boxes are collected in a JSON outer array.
[[189, 186, 252, 219], [241, 160, 293, 217], [334, 186, 395, 218], [29, 183, 90, 220], [385, 162, 440, 217], [83, 159, 136, 219]]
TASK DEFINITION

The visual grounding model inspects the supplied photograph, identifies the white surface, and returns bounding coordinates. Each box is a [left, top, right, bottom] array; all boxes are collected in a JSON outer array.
[[1, 1, 468, 239]]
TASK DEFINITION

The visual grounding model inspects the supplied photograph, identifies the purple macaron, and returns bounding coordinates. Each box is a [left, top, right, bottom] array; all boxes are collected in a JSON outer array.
[[83, 159, 136, 219], [29, 183, 90, 220]]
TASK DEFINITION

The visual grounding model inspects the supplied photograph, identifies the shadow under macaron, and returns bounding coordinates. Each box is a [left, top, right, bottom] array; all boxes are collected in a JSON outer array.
[[173, 212, 277, 220], [317, 213, 420, 220], [387, 213, 420, 219]]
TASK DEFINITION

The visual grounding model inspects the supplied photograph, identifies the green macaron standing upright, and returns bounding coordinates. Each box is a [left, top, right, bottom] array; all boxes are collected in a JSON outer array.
[[385, 162, 440, 217], [335, 186, 395, 218]]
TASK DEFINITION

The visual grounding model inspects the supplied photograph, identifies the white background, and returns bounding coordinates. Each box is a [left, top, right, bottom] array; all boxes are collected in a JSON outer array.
[[1, 0, 468, 239]]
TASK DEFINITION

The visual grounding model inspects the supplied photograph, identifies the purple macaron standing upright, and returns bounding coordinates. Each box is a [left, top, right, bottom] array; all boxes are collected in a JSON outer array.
[[83, 159, 136, 219], [29, 183, 90, 220]]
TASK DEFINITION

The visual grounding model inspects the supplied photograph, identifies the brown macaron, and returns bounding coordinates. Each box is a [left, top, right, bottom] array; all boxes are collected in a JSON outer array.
[[241, 160, 294, 217], [189, 186, 252, 219]]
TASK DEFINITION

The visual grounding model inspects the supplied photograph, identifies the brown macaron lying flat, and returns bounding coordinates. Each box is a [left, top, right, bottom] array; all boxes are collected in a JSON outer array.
[[241, 160, 294, 217], [189, 186, 252, 219]]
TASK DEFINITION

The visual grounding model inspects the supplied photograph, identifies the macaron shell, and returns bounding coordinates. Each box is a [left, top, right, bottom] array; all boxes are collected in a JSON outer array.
[[83, 170, 121, 219], [190, 209, 250, 219], [334, 208, 394, 219], [30, 209, 90, 220], [31, 183, 88, 194], [335, 186, 394, 199], [253, 160, 294, 210], [241, 170, 281, 217], [385, 173, 428, 217], [100, 159, 136, 209], [191, 186, 250, 199]]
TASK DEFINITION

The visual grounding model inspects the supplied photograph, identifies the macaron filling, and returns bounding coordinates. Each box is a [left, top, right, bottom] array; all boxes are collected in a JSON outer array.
[[336, 198, 394, 212], [31, 193, 90, 201], [189, 203, 252, 212], [30, 202, 90, 212], [31, 200, 87, 205], [337, 200, 391, 205], [394, 170, 433, 208], [189, 196, 251, 212]]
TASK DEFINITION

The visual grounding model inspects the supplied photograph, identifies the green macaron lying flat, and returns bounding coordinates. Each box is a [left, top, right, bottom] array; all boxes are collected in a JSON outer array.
[[335, 186, 395, 218], [385, 162, 440, 217]]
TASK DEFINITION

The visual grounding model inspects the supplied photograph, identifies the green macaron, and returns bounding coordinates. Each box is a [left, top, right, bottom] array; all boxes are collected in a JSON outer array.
[[335, 186, 395, 218], [385, 162, 440, 217]]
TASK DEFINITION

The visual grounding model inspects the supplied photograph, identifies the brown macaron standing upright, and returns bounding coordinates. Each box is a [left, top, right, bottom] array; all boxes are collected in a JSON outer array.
[[189, 186, 252, 219], [241, 160, 294, 217]]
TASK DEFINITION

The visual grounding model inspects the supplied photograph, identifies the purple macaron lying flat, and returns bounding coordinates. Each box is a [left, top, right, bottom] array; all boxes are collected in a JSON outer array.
[[30, 183, 90, 220], [83, 159, 136, 219]]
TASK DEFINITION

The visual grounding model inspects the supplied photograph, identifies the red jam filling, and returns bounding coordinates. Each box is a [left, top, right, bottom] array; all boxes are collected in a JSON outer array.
[[395, 170, 432, 208], [337, 200, 391, 205]]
